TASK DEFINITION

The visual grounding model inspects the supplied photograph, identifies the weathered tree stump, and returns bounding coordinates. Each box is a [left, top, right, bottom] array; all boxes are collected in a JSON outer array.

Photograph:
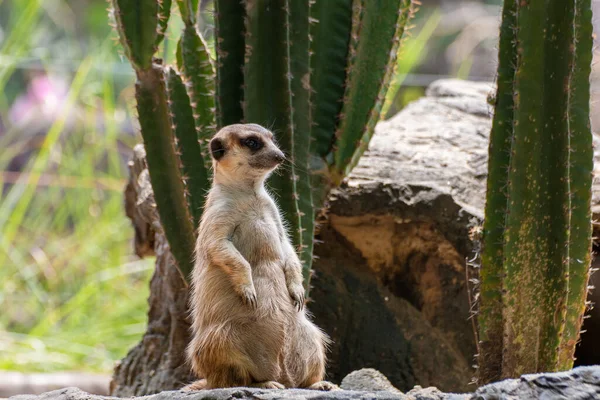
[[111, 79, 600, 396], [112, 146, 194, 396]]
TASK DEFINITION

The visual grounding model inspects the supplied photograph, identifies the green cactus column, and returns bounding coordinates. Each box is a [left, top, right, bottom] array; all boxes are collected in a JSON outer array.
[[479, 0, 594, 382], [214, 0, 245, 128], [331, 0, 413, 183], [111, 0, 206, 281], [166, 67, 210, 228], [558, 0, 594, 369], [478, 0, 516, 383], [502, 0, 572, 376], [242, 0, 307, 274], [175, 0, 217, 171]]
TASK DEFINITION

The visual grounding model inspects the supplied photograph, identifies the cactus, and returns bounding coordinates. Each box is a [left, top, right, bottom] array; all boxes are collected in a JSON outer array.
[[110, 0, 415, 287], [135, 65, 197, 280], [165, 67, 210, 227], [331, 0, 413, 183], [156, 0, 172, 46], [176, 24, 216, 169], [477, 0, 516, 383], [478, 0, 594, 382], [558, 0, 594, 370], [214, 0, 245, 128]]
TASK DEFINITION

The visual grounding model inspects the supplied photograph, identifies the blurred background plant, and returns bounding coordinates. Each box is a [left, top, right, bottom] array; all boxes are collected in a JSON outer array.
[[1, 0, 597, 375]]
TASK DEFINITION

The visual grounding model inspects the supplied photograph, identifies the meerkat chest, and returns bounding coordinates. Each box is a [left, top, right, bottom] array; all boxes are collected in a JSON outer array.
[[231, 203, 283, 263]]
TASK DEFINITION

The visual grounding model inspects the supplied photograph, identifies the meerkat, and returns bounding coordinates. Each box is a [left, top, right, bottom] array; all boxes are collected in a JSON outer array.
[[184, 123, 335, 391]]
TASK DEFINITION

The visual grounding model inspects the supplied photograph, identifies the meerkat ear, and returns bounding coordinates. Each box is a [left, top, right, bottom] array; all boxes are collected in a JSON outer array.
[[210, 138, 226, 160]]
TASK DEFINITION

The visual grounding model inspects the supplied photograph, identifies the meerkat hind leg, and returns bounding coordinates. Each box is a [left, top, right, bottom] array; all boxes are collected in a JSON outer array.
[[250, 381, 285, 389], [182, 379, 208, 391]]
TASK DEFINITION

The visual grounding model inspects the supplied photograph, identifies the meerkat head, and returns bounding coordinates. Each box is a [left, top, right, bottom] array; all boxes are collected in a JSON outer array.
[[208, 123, 286, 186]]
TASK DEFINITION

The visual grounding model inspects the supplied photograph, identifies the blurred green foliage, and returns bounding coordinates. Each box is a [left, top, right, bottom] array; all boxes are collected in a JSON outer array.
[[0, 0, 153, 372]]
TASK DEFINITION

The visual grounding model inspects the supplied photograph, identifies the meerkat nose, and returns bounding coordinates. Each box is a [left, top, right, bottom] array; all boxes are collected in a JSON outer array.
[[273, 151, 286, 164]]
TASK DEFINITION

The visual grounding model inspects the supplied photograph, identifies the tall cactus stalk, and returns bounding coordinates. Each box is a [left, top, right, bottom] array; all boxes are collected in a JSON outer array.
[[243, 0, 303, 263], [214, 0, 245, 128], [479, 0, 594, 383], [558, 0, 594, 369], [332, 0, 413, 183], [166, 67, 209, 227], [111, 0, 414, 288], [111, 0, 211, 281], [478, 0, 516, 383]]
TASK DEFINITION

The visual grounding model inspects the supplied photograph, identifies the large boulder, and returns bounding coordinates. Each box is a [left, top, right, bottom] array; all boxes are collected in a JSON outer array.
[[309, 79, 493, 392]]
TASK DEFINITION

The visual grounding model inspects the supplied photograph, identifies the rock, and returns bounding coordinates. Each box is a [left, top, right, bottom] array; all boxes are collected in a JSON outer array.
[[406, 386, 461, 400], [341, 369, 400, 392], [10, 386, 410, 400], [472, 366, 600, 400], [11, 367, 600, 400], [310, 79, 492, 392]]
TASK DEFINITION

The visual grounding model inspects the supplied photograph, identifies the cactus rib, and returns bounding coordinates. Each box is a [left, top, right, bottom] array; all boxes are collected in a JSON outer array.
[[309, 0, 353, 159], [166, 67, 210, 229], [332, 0, 413, 183], [156, 0, 172, 46], [135, 64, 196, 281], [177, 25, 216, 170], [558, 0, 594, 368], [289, 0, 314, 282], [243, 0, 303, 260], [176, 0, 198, 25], [478, 0, 517, 384], [214, 0, 246, 128], [502, 0, 573, 377], [112, 0, 158, 70]]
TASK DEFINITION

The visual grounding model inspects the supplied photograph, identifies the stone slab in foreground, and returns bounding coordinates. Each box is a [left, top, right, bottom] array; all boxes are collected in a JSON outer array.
[[9, 366, 600, 400]]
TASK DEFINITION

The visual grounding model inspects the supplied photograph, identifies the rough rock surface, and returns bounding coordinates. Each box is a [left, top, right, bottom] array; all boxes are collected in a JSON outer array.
[[309, 79, 494, 392], [11, 367, 600, 400], [473, 366, 600, 399], [340, 369, 400, 392]]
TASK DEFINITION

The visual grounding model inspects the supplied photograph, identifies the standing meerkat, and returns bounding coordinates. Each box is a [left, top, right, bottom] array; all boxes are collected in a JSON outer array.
[[185, 123, 335, 390]]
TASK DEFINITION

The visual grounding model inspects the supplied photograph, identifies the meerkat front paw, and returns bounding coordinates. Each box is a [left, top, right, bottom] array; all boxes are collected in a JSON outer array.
[[237, 284, 258, 309], [288, 283, 305, 311]]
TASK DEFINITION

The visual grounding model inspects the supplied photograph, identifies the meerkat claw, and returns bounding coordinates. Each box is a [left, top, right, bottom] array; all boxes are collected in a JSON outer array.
[[288, 284, 305, 311], [240, 285, 258, 309]]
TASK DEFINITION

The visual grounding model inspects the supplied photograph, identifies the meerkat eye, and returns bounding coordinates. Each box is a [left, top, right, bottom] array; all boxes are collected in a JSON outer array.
[[241, 136, 263, 151]]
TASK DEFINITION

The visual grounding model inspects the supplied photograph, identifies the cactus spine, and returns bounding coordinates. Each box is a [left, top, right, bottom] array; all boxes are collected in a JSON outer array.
[[479, 0, 594, 382], [111, 0, 414, 288]]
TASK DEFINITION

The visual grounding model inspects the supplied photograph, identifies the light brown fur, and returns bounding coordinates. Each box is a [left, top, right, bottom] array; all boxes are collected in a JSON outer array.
[[185, 124, 334, 390]]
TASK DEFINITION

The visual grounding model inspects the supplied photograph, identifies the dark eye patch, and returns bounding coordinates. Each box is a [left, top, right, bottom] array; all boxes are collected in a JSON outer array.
[[210, 138, 226, 160], [241, 136, 263, 151]]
